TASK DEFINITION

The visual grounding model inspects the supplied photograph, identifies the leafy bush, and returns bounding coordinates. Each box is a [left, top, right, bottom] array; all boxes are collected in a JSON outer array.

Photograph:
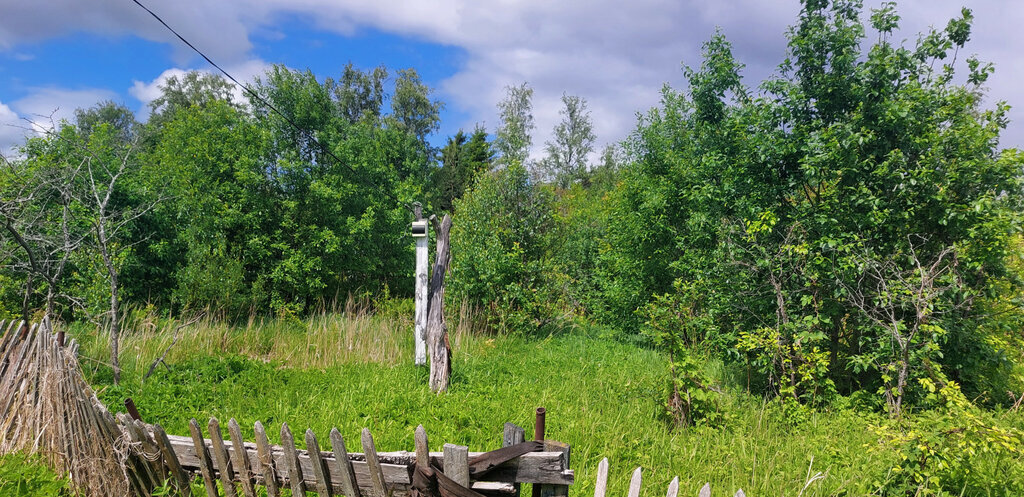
[[0, 453, 68, 496], [449, 163, 563, 334], [871, 381, 1024, 495]]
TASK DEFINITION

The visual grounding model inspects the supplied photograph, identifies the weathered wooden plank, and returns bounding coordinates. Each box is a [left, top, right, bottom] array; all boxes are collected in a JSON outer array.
[[307, 429, 333, 497], [538, 441, 569, 497], [666, 476, 678, 497], [734, 490, 746, 497], [698, 483, 710, 497], [443, 444, 470, 487], [626, 467, 642, 497], [154, 423, 193, 497], [593, 458, 608, 497], [228, 418, 257, 497], [503, 423, 525, 448], [414, 425, 430, 473], [208, 418, 239, 497], [189, 419, 220, 497], [331, 428, 361, 497], [281, 422, 306, 496], [254, 421, 281, 497], [362, 428, 390, 497]]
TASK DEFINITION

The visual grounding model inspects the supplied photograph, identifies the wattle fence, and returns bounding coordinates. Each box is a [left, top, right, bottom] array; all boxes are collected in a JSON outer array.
[[0, 320, 745, 497]]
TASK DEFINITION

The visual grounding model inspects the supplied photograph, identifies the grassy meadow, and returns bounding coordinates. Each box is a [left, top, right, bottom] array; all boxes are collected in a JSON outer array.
[[12, 305, 998, 497]]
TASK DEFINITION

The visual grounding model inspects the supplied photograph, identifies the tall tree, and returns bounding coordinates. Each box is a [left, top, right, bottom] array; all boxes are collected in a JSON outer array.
[[432, 126, 494, 213], [538, 93, 596, 187], [494, 83, 534, 166], [390, 68, 443, 153], [147, 71, 237, 128], [332, 63, 387, 124]]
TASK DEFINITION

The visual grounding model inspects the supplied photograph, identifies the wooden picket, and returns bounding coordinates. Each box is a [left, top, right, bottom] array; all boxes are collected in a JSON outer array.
[[593, 458, 745, 497]]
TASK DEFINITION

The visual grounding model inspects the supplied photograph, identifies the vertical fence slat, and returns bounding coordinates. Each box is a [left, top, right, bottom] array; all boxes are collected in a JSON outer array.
[[280, 422, 307, 496], [254, 421, 281, 497], [154, 423, 192, 497], [666, 477, 678, 497], [733, 490, 746, 497], [306, 429, 333, 497], [503, 423, 525, 497], [189, 418, 220, 497], [414, 425, 430, 478], [208, 417, 239, 497], [593, 458, 608, 497], [330, 428, 361, 497], [443, 443, 470, 487], [627, 467, 642, 497], [698, 483, 711, 497], [361, 428, 389, 497], [227, 418, 257, 497]]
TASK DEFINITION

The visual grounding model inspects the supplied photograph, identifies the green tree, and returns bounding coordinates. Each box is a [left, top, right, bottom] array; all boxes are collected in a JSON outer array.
[[602, 0, 1023, 412], [431, 127, 494, 213], [449, 163, 560, 333], [389, 68, 443, 154], [332, 63, 387, 124], [494, 83, 534, 166], [538, 93, 596, 188]]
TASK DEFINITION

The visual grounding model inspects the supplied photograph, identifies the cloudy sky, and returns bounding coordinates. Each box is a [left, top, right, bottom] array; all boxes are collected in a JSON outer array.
[[1, 0, 1021, 158]]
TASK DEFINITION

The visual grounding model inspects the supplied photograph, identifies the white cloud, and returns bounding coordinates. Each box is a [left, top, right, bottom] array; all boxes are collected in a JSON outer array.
[[1, 0, 1021, 153], [9, 87, 120, 134], [0, 101, 28, 158]]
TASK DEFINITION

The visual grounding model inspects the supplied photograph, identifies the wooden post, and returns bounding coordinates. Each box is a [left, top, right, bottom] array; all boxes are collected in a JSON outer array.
[[593, 458, 608, 497], [306, 429, 333, 497], [412, 206, 428, 367], [280, 423, 306, 496], [188, 418, 219, 497], [443, 443, 470, 487], [361, 428, 390, 497], [426, 214, 452, 392], [330, 428, 361, 497], [154, 424, 193, 497], [415, 425, 430, 472], [208, 417, 239, 497], [626, 468, 642, 497], [503, 423, 525, 497], [665, 477, 678, 497], [254, 421, 281, 497], [228, 418, 257, 497]]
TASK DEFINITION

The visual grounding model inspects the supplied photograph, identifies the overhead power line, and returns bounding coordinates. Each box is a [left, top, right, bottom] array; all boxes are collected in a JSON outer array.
[[130, 0, 408, 210]]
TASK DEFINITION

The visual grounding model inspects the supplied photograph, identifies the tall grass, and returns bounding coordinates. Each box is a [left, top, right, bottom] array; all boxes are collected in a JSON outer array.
[[74, 298, 488, 376], [67, 308, 1024, 496]]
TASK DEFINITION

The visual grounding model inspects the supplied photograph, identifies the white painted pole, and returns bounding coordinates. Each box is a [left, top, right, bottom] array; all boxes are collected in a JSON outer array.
[[413, 220, 429, 366]]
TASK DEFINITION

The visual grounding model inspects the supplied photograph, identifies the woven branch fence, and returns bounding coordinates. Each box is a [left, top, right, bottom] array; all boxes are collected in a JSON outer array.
[[0, 320, 744, 497]]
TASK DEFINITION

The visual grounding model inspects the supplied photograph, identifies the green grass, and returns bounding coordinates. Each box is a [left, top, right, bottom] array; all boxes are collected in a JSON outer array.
[[71, 317, 918, 497], [0, 453, 68, 496]]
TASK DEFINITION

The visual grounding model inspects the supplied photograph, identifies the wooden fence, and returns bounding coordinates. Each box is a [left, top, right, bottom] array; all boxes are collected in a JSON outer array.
[[0, 320, 745, 497]]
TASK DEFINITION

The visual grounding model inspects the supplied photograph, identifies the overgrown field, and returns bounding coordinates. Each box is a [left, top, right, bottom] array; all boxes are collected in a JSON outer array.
[[42, 313, 1018, 496]]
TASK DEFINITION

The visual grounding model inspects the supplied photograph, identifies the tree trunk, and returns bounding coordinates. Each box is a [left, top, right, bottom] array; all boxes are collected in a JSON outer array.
[[426, 214, 452, 392], [97, 223, 122, 385]]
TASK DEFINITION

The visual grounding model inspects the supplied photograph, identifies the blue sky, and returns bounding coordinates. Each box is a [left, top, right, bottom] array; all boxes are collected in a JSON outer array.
[[1, 0, 1023, 157]]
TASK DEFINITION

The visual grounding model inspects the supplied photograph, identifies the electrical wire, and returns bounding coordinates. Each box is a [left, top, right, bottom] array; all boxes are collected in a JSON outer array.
[[130, 0, 410, 210]]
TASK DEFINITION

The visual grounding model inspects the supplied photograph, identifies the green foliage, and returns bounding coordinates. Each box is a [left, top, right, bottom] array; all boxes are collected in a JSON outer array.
[[431, 127, 495, 214], [871, 381, 1024, 495], [537, 94, 596, 188], [494, 83, 534, 166], [600, 0, 1023, 413], [0, 453, 68, 496], [642, 280, 723, 427], [450, 163, 562, 333]]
